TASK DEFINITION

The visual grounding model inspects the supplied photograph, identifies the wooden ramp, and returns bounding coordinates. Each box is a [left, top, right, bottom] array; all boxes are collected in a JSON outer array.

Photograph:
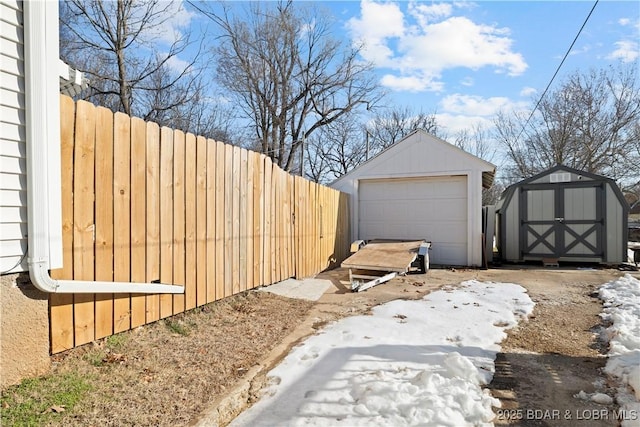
[[341, 240, 425, 272], [341, 240, 430, 292]]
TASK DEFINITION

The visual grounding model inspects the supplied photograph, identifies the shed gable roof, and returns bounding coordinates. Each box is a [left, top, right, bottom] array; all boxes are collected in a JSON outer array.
[[332, 129, 495, 188], [497, 164, 629, 213]]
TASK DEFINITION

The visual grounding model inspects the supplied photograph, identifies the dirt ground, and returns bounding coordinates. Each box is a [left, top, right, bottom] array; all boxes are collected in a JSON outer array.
[[3, 264, 635, 426]]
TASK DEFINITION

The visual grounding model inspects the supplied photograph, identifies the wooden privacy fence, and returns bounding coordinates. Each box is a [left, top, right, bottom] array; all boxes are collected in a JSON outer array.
[[49, 96, 350, 353]]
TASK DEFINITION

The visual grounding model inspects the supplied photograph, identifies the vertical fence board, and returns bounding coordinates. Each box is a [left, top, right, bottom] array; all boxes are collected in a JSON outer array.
[[196, 136, 208, 306], [275, 169, 283, 282], [272, 167, 279, 283], [343, 193, 350, 261], [253, 154, 264, 288], [297, 178, 304, 278], [313, 184, 318, 273], [204, 139, 216, 304], [113, 112, 131, 334], [305, 180, 311, 277], [301, 178, 308, 278], [308, 181, 314, 274], [263, 158, 272, 285], [159, 127, 174, 318], [239, 149, 248, 292], [223, 144, 233, 297], [292, 175, 297, 275], [231, 146, 241, 294], [145, 122, 160, 322], [130, 117, 147, 328], [322, 188, 328, 268], [293, 176, 300, 278], [283, 172, 292, 278], [72, 101, 96, 346], [279, 169, 287, 280], [184, 133, 197, 310], [303, 178, 308, 278], [50, 96, 75, 353], [94, 107, 114, 339], [215, 141, 225, 300], [245, 152, 254, 289], [172, 130, 186, 315]]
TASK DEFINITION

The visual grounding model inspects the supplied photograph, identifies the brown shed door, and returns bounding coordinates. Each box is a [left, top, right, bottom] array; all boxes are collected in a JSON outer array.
[[520, 183, 604, 259]]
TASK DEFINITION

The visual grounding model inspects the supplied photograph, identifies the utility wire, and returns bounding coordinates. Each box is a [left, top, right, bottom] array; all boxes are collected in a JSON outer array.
[[514, 0, 599, 143]]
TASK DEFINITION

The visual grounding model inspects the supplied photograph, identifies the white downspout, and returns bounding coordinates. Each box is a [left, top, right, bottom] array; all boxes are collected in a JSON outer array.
[[24, 1, 182, 294]]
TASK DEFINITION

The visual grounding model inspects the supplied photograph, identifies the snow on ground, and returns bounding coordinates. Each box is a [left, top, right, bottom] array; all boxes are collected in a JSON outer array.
[[598, 274, 640, 427], [230, 281, 534, 427]]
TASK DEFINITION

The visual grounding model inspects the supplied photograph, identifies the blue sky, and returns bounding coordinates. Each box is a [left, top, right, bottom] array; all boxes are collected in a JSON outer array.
[[168, 1, 638, 137], [327, 0, 639, 135]]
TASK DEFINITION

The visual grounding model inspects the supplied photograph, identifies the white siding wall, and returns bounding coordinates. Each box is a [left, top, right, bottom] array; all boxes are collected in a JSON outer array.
[[1, 0, 27, 273], [332, 131, 495, 267]]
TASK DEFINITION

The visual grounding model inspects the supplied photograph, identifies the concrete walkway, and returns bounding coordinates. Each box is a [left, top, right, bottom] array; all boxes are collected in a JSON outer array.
[[257, 278, 332, 301]]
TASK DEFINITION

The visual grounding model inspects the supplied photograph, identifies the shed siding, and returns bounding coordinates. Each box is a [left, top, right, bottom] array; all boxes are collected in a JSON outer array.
[[529, 171, 596, 185], [497, 165, 627, 264], [504, 187, 520, 261], [0, 0, 27, 273], [606, 184, 623, 263]]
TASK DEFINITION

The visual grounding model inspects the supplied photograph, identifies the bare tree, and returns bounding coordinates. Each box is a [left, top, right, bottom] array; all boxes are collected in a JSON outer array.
[[366, 106, 440, 156], [453, 123, 502, 205], [60, 0, 229, 138], [192, 1, 383, 172], [453, 123, 498, 164], [305, 113, 368, 183], [495, 63, 640, 184]]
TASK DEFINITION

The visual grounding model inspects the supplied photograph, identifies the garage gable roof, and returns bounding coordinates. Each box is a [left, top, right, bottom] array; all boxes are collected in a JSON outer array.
[[332, 129, 496, 188]]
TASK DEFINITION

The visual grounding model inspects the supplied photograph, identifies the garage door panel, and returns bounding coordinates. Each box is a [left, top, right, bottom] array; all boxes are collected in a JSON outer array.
[[430, 243, 467, 266], [429, 223, 467, 242], [407, 220, 464, 239], [358, 201, 387, 221], [434, 180, 467, 195], [359, 176, 468, 265], [360, 221, 407, 240]]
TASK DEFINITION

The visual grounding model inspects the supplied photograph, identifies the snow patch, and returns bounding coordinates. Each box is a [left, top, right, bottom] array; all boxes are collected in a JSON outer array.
[[574, 390, 614, 405], [599, 274, 640, 426], [230, 280, 534, 426]]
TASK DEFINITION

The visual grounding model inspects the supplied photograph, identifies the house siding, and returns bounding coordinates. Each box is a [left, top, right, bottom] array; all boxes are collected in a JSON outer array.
[[0, 0, 28, 273]]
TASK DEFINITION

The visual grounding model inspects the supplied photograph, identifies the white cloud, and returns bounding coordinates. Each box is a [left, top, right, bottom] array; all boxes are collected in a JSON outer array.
[[460, 76, 474, 87], [164, 54, 191, 73], [569, 44, 592, 56], [519, 86, 537, 97], [435, 93, 529, 135], [347, 0, 405, 65], [147, 0, 197, 45], [607, 40, 639, 63], [440, 93, 523, 116], [408, 2, 453, 26], [435, 112, 493, 136], [347, 1, 527, 93], [380, 74, 444, 92]]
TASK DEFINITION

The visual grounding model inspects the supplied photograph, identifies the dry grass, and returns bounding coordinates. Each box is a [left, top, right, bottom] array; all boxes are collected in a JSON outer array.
[[13, 291, 314, 427]]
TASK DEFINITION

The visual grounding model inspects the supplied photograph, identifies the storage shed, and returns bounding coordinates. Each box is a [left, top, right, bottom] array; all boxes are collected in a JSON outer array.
[[495, 165, 628, 264], [331, 130, 495, 267]]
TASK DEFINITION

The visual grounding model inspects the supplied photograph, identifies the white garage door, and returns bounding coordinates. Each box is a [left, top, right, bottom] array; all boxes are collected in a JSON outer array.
[[358, 176, 468, 265]]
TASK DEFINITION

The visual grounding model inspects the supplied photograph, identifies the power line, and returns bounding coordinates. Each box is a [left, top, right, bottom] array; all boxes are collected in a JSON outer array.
[[514, 0, 599, 144]]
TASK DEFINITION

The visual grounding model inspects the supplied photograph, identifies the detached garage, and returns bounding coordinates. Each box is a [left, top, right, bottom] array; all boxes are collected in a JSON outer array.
[[331, 130, 495, 267], [496, 165, 628, 264]]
